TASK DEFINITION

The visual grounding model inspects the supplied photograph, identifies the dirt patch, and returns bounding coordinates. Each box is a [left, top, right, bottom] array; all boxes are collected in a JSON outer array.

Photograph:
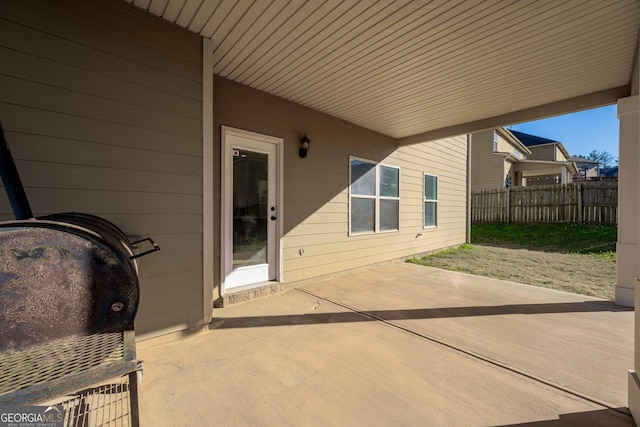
[[412, 244, 617, 300]]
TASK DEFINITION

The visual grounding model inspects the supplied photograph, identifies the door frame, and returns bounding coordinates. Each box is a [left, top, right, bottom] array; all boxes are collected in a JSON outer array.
[[221, 126, 284, 295]]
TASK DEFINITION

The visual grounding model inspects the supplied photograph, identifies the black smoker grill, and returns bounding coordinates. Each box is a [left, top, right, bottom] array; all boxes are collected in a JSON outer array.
[[0, 123, 159, 426]]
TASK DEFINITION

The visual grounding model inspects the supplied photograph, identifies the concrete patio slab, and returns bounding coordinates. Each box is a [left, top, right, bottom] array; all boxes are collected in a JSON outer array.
[[301, 263, 634, 409], [137, 263, 635, 426]]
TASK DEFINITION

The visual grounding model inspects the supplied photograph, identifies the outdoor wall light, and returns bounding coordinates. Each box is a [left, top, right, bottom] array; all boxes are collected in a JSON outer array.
[[299, 133, 310, 158]]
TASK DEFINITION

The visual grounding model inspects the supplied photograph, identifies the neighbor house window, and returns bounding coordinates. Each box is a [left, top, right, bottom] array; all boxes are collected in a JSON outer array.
[[350, 157, 400, 234], [423, 174, 437, 228]]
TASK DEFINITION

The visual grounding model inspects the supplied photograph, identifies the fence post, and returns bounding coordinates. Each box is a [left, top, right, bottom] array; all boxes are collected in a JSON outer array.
[[577, 183, 583, 224], [505, 188, 510, 223]]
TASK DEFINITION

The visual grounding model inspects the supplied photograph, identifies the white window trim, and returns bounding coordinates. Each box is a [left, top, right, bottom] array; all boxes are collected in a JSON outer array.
[[423, 173, 438, 229], [349, 156, 400, 236]]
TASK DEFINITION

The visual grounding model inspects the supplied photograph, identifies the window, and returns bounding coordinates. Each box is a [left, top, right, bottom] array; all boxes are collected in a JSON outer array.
[[350, 157, 399, 234], [423, 174, 437, 228]]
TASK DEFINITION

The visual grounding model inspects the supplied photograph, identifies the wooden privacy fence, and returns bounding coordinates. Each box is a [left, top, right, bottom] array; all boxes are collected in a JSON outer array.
[[471, 181, 618, 225]]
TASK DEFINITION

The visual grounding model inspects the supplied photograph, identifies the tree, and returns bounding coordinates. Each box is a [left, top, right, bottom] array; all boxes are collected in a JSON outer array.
[[575, 150, 618, 168]]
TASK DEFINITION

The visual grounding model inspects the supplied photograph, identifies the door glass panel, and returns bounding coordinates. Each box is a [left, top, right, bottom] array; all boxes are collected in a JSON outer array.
[[233, 149, 268, 268]]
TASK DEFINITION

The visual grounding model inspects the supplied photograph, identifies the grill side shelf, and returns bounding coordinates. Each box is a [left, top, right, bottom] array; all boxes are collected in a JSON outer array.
[[0, 331, 138, 406]]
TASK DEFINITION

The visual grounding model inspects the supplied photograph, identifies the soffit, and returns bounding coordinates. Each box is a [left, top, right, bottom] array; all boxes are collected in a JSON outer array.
[[126, 0, 640, 141], [515, 160, 578, 174]]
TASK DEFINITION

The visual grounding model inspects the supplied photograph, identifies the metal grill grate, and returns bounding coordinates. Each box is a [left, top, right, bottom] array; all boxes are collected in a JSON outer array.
[[45, 375, 134, 427], [0, 333, 124, 395]]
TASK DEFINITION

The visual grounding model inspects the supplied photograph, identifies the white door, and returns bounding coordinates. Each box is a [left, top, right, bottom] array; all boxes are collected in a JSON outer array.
[[222, 127, 280, 291]]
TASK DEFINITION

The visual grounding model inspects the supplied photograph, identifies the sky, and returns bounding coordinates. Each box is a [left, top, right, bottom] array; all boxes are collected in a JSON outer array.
[[508, 105, 619, 160]]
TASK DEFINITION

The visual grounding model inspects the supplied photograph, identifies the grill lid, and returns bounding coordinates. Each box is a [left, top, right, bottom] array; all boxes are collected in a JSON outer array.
[[0, 220, 140, 352]]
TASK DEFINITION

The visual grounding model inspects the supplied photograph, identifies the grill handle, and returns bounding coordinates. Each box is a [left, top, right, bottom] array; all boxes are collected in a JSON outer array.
[[129, 237, 161, 260], [0, 122, 33, 220]]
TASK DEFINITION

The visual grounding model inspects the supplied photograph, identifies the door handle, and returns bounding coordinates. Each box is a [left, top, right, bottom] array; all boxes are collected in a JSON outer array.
[[270, 216, 277, 220]]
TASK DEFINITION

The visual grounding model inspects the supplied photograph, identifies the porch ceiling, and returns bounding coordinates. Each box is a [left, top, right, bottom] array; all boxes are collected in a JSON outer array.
[[127, 0, 640, 142]]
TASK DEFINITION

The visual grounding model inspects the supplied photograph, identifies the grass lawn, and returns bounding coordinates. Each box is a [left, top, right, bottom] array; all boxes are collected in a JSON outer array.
[[472, 223, 617, 256], [408, 223, 618, 300]]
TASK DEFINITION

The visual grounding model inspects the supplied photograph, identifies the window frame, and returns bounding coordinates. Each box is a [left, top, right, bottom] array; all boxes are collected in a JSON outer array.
[[349, 156, 400, 236], [423, 173, 438, 229]]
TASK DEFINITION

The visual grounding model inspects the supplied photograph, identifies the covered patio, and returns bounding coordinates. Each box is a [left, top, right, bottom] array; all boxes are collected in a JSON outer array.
[[138, 263, 633, 426], [2, 0, 640, 422]]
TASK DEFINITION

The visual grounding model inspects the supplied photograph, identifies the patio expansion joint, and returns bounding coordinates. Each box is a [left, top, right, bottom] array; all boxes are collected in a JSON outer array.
[[294, 287, 632, 418]]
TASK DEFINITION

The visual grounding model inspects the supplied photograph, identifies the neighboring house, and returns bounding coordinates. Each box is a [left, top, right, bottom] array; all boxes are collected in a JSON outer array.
[[570, 156, 601, 181], [508, 130, 577, 186], [470, 128, 531, 190], [601, 167, 620, 179], [0, 0, 468, 340], [470, 128, 577, 190]]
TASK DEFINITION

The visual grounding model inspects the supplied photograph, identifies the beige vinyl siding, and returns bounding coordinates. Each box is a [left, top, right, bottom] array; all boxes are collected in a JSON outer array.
[[470, 130, 507, 190], [503, 161, 509, 185], [0, 0, 203, 340], [495, 133, 514, 153], [497, 132, 522, 186], [527, 144, 556, 161], [214, 77, 467, 284], [556, 146, 569, 162]]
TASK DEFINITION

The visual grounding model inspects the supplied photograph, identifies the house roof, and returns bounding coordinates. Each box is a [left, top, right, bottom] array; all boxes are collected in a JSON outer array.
[[569, 156, 600, 164], [127, 1, 640, 142], [601, 167, 619, 177], [508, 130, 559, 147], [508, 130, 571, 160]]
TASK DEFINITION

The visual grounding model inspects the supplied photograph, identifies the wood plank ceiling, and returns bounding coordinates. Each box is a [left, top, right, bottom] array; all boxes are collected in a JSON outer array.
[[126, 0, 640, 141]]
